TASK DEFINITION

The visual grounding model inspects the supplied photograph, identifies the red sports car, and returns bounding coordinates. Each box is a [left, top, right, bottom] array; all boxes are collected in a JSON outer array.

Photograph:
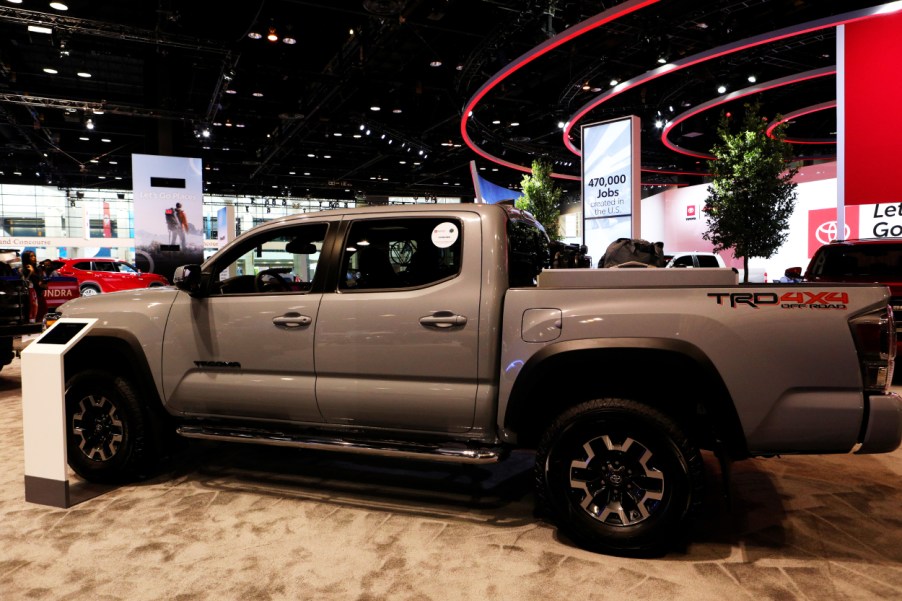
[[55, 258, 170, 296]]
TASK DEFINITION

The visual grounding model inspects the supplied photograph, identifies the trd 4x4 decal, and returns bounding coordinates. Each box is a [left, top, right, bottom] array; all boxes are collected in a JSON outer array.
[[708, 291, 849, 309]]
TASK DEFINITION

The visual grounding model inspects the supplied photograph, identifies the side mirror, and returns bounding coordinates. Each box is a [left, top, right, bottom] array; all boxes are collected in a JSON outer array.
[[173, 264, 202, 295]]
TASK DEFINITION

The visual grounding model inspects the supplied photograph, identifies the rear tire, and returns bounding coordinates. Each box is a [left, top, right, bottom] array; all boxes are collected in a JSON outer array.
[[65, 369, 156, 483], [535, 398, 704, 556]]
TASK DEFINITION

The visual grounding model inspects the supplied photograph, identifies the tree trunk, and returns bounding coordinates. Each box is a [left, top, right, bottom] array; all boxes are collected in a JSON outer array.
[[743, 255, 749, 283]]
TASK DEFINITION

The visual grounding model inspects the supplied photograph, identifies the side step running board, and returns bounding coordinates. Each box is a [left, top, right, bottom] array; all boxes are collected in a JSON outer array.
[[176, 425, 503, 464]]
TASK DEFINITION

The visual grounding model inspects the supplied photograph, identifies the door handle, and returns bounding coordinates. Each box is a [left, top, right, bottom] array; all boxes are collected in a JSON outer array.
[[272, 313, 312, 327], [419, 312, 467, 328]]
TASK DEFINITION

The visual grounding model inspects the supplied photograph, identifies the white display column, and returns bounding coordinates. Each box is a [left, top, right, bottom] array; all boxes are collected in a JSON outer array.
[[22, 318, 97, 507]]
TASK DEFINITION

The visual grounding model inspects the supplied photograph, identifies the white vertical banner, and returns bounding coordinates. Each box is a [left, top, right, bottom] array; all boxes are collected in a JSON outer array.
[[131, 154, 203, 282], [581, 116, 641, 264]]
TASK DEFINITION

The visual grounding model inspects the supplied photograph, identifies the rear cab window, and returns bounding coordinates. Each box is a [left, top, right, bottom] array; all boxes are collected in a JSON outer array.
[[339, 217, 462, 291]]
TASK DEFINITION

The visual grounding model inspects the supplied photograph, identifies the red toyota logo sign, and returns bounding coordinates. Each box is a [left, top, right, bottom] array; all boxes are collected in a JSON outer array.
[[808, 207, 859, 257]]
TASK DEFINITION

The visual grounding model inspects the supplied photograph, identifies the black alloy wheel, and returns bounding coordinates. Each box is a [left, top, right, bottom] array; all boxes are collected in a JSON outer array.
[[65, 370, 153, 483], [536, 398, 704, 556]]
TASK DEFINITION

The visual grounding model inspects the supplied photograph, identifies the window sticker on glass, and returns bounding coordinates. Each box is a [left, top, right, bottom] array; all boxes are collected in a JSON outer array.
[[432, 222, 459, 248]]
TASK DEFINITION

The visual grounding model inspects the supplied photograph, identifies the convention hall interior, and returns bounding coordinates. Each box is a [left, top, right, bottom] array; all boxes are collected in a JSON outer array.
[[1, 1, 901, 599]]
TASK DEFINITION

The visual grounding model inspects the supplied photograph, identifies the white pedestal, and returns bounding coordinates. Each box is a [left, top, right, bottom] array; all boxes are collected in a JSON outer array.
[[22, 318, 97, 507]]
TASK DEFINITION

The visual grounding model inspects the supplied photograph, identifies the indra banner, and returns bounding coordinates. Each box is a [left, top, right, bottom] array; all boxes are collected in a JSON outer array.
[[843, 10, 902, 206], [581, 116, 640, 262]]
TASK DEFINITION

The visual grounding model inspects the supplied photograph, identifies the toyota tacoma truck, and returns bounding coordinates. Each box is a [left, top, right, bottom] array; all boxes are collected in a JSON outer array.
[[47, 203, 900, 555]]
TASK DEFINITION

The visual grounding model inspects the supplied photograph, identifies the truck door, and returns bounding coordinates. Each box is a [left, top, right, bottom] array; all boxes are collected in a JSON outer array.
[[314, 213, 482, 433], [161, 221, 331, 423]]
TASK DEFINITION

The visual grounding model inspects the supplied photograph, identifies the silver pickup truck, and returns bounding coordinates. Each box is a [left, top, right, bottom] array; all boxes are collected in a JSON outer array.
[[49, 202, 900, 555]]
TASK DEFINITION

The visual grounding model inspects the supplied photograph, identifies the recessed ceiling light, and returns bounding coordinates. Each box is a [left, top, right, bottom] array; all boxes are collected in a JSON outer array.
[[492, 120, 501, 125], [109, 161, 117, 165], [304, 172, 310, 175], [252, 92, 263, 97], [79, 136, 89, 141], [429, 60, 442, 67], [28, 25, 53, 34], [510, 122, 519, 127], [333, 132, 342, 137], [248, 32, 262, 40], [747, 75, 757, 83], [717, 85, 727, 93], [49, 2, 68, 10], [282, 37, 297, 45], [370, 105, 381, 111], [8, 0, 23, 4], [225, 89, 237, 95], [43, 67, 58, 74], [289, 171, 296, 175], [77, 71, 92, 78], [609, 79, 618, 86], [392, 108, 402, 114], [101, 138, 111, 143], [307, 154, 315, 158]]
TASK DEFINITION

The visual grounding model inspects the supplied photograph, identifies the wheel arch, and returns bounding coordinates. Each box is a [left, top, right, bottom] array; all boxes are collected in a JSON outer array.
[[503, 338, 748, 458], [64, 331, 167, 420], [79, 281, 102, 293]]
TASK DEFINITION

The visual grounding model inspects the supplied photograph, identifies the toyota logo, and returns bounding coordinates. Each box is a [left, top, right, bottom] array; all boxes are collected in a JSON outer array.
[[816, 221, 851, 244]]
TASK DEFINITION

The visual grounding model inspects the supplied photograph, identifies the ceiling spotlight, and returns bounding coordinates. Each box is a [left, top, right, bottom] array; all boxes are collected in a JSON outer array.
[[225, 89, 237, 94], [252, 91, 264, 97], [49, 2, 68, 10], [747, 75, 757, 83], [392, 108, 402, 114], [85, 118, 95, 130], [609, 79, 619, 86], [101, 138, 111, 143], [581, 82, 591, 91], [717, 85, 727, 94], [510, 122, 519, 127], [429, 59, 442, 67], [42, 67, 58, 74], [77, 71, 92, 78], [28, 25, 53, 35], [248, 31, 262, 40], [557, 121, 565, 129], [282, 36, 297, 45], [201, 128, 211, 138], [654, 120, 663, 128], [657, 57, 667, 64], [492, 120, 501, 125], [266, 28, 279, 42], [370, 105, 381, 111]]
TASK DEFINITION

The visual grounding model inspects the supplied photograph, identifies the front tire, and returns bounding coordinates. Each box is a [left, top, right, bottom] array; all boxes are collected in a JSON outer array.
[[65, 370, 155, 483], [80, 285, 101, 297], [535, 398, 704, 556]]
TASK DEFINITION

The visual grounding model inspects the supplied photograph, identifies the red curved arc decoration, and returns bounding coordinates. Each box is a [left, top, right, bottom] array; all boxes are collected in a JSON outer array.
[[564, 4, 900, 157], [461, 2, 902, 179], [459, 0, 661, 181], [766, 100, 838, 144], [661, 67, 835, 160]]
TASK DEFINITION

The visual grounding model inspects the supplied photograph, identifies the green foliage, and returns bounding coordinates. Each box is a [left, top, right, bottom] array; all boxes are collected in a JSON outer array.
[[703, 102, 798, 281], [516, 159, 562, 240]]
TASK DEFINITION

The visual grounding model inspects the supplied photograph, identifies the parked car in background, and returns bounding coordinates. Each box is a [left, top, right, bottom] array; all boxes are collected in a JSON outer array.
[[804, 238, 902, 356], [56, 258, 169, 296], [665, 251, 726, 269]]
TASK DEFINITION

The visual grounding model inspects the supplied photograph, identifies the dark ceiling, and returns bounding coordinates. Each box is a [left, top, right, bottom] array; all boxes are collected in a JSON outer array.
[[0, 0, 890, 201]]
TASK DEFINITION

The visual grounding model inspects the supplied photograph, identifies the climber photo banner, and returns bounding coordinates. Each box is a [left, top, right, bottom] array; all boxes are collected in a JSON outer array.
[[131, 153, 204, 282]]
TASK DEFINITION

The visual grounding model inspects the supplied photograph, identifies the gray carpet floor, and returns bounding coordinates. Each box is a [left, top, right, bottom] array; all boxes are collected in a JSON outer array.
[[1, 357, 901, 600]]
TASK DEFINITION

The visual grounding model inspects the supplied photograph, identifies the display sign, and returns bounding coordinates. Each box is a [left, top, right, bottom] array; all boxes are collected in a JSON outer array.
[[842, 10, 902, 207], [131, 153, 204, 283], [581, 116, 641, 262]]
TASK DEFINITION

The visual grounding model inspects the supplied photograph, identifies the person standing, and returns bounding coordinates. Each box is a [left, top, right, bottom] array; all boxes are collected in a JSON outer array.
[[175, 202, 188, 249], [20, 250, 47, 321]]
